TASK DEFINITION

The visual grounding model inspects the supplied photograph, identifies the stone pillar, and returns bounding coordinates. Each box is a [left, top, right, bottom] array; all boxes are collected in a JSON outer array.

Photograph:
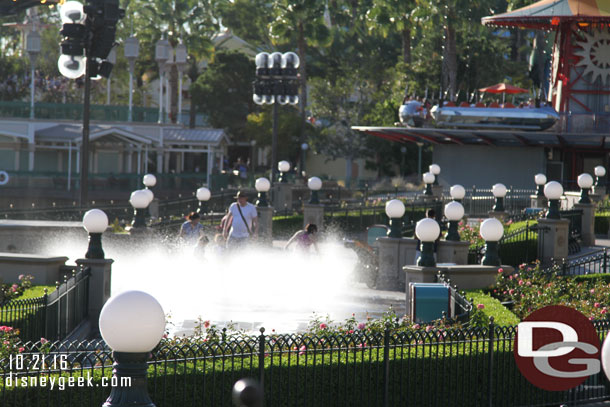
[[530, 195, 546, 209], [437, 240, 470, 264], [432, 185, 443, 198], [377, 237, 417, 291], [274, 183, 293, 213], [537, 218, 570, 267], [303, 204, 324, 231], [76, 258, 113, 334], [593, 185, 607, 198], [488, 211, 507, 222], [574, 202, 595, 247], [257, 206, 273, 244], [149, 198, 160, 219]]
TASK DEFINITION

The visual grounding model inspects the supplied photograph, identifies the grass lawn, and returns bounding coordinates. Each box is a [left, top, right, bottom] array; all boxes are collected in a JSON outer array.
[[16, 285, 56, 300], [464, 290, 520, 326]]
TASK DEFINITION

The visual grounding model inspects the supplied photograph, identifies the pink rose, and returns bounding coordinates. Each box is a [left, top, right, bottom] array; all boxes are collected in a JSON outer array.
[[40, 338, 48, 344], [412, 323, 421, 330], [595, 303, 601, 308], [319, 323, 328, 330], [357, 322, 366, 330], [509, 289, 515, 295], [498, 268, 504, 273], [18, 347, 24, 353], [477, 304, 485, 310], [425, 325, 433, 332], [299, 345, 306, 355], [590, 289, 596, 294], [203, 320, 211, 329], [602, 308, 608, 315]]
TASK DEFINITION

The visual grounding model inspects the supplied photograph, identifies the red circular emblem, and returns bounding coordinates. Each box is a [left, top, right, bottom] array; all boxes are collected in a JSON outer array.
[[514, 305, 600, 391]]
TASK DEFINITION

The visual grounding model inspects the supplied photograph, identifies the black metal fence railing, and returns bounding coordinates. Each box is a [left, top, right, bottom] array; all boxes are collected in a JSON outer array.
[[550, 248, 610, 276], [469, 223, 545, 266], [0, 267, 90, 343], [2, 320, 610, 406], [560, 209, 583, 255], [435, 272, 473, 323]]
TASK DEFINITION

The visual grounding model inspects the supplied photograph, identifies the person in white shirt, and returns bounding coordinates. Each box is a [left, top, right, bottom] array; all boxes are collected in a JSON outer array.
[[223, 191, 258, 248]]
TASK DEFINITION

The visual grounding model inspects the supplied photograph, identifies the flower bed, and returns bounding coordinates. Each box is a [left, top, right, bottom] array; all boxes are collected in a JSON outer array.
[[493, 263, 610, 321]]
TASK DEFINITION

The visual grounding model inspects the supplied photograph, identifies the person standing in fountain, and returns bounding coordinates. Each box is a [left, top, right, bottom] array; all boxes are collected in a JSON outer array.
[[223, 191, 258, 248], [285, 224, 319, 253], [179, 212, 204, 245]]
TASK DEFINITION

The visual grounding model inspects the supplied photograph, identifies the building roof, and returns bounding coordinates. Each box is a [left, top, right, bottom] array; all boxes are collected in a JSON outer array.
[[482, 0, 610, 29], [162, 128, 229, 144], [352, 126, 610, 150], [35, 124, 228, 146]]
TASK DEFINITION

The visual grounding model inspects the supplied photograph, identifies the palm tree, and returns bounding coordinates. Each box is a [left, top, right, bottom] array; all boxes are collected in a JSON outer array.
[[367, 0, 416, 64], [131, 0, 220, 125]]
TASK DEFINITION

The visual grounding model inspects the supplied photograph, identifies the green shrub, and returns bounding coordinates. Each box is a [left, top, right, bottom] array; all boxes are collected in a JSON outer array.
[[465, 290, 521, 325], [595, 214, 609, 235]]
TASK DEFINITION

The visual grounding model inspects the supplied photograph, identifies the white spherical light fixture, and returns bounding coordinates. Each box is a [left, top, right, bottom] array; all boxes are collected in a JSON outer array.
[[99, 290, 165, 353], [577, 173, 594, 189], [143, 174, 157, 188], [141, 188, 154, 204], [429, 164, 441, 175], [595, 166, 606, 177], [423, 172, 435, 184], [444, 201, 464, 221], [308, 177, 322, 191], [129, 189, 150, 209], [59, 1, 85, 24], [492, 183, 507, 198], [534, 173, 547, 185], [196, 187, 211, 201], [450, 184, 466, 200], [385, 199, 406, 219], [82, 209, 108, 233], [415, 218, 440, 242], [255, 177, 271, 192], [278, 160, 291, 173], [480, 218, 504, 242], [544, 181, 563, 200]]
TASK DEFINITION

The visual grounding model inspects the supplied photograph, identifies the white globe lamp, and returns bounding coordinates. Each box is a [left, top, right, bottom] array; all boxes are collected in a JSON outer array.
[[416, 218, 440, 266], [444, 201, 464, 241], [480, 217, 504, 266], [83, 209, 108, 259]]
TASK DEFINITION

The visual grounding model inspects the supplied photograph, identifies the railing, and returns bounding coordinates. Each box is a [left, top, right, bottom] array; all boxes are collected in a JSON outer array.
[[436, 272, 473, 324], [556, 111, 610, 134], [552, 248, 609, 276], [560, 209, 583, 255], [0, 100, 207, 125], [1, 171, 208, 192], [453, 188, 536, 217], [2, 320, 610, 406], [469, 223, 545, 266], [0, 267, 90, 343]]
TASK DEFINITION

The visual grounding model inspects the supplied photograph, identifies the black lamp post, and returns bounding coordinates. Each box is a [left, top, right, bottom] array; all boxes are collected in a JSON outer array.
[[99, 291, 165, 407], [444, 201, 464, 241], [83, 209, 108, 259], [129, 190, 149, 229], [423, 172, 434, 196], [534, 173, 546, 197], [595, 166, 606, 191], [544, 181, 563, 220], [197, 186, 211, 215], [255, 177, 270, 207], [308, 176, 322, 204], [577, 173, 593, 204], [385, 199, 405, 238], [416, 218, 440, 267], [492, 183, 507, 212], [253, 52, 299, 184], [57, 0, 124, 207], [480, 218, 504, 266]]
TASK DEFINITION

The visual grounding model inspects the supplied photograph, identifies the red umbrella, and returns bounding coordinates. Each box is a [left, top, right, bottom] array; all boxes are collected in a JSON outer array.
[[478, 83, 529, 94]]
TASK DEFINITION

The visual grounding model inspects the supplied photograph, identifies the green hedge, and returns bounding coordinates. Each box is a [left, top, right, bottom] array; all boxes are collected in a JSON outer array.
[[573, 273, 610, 284], [595, 214, 609, 235]]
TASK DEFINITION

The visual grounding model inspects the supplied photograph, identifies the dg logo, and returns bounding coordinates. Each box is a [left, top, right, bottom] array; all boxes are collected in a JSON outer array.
[[513, 305, 610, 391]]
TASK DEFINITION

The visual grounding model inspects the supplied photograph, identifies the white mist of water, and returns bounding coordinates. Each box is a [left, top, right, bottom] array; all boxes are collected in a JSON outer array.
[[41, 235, 406, 334]]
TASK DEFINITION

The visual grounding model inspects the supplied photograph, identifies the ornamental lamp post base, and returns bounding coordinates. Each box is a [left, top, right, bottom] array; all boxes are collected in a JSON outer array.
[[103, 351, 155, 407], [481, 241, 501, 266], [417, 242, 436, 267], [85, 233, 104, 259]]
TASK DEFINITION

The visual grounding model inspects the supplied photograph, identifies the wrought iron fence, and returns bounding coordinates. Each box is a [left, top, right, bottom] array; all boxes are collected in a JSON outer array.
[[0, 267, 90, 343], [1, 320, 610, 406], [560, 209, 583, 255], [551, 248, 610, 276], [469, 223, 545, 266], [435, 272, 473, 324]]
